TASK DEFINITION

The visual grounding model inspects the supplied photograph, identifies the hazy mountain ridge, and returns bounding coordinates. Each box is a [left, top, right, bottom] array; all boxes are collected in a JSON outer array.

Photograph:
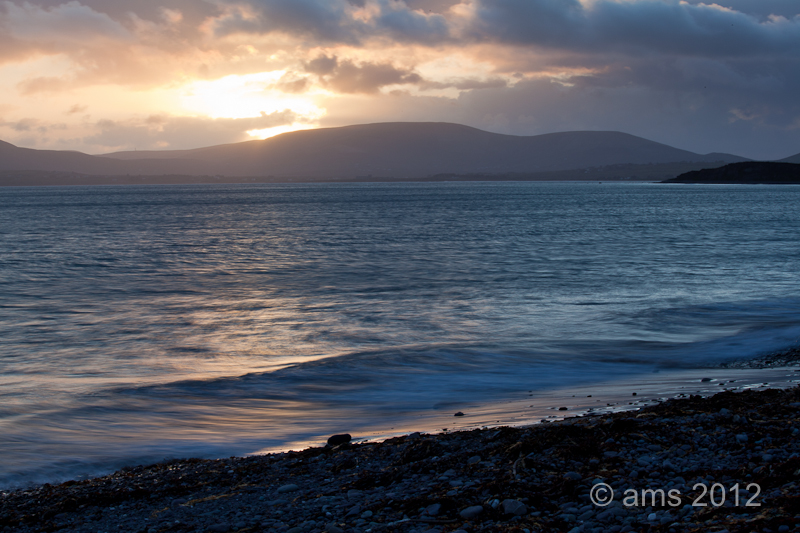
[[2, 122, 754, 180]]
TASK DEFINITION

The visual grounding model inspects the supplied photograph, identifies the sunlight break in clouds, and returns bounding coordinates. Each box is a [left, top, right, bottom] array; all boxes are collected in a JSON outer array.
[[179, 71, 325, 138]]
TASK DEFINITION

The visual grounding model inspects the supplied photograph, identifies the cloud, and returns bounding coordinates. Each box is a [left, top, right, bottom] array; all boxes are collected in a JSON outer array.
[[304, 54, 422, 93], [205, 0, 451, 44], [304, 54, 338, 75], [66, 103, 88, 115], [82, 110, 299, 151], [685, 0, 800, 21], [207, 0, 364, 43], [0, 1, 228, 88], [420, 76, 507, 90], [371, 0, 451, 43], [17, 75, 70, 94], [1, 0, 130, 44], [468, 0, 800, 58], [271, 74, 309, 93], [5, 117, 43, 132]]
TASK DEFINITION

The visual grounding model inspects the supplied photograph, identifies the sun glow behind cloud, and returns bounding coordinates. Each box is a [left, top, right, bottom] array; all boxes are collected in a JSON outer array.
[[179, 71, 325, 138]]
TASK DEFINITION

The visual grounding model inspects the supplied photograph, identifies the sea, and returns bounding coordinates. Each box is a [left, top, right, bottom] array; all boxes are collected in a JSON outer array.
[[1, 181, 800, 488]]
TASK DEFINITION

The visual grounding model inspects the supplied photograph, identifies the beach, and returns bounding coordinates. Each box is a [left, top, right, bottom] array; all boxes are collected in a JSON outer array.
[[2, 365, 799, 533]]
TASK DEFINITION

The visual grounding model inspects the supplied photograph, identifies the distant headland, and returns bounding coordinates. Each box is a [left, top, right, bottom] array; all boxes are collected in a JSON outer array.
[[664, 161, 800, 184]]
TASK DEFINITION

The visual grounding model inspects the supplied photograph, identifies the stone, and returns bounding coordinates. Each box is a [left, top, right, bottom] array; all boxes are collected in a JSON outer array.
[[735, 433, 748, 443], [502, 499, 528, 516], [277, 484, 300, 494], [425, 503, 442, 516], [467, 455, 481, 464], [460, 505, 484, 519], [326, 525, 344, 533], [345, 505, 362, 517], [207, 525, 230, 533], [454, 412, 465, 417], [286, 528, 303, 533], [361, 510, 373, 519], [327, 434, 351, 446], [564, 471, 582, 481]]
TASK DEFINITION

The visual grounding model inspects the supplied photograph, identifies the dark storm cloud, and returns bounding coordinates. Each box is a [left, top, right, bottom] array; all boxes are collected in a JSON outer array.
[[207, 0, 451, 44], [4, 1, 799, 67], [685, 0, 800, 21], [304, 55, 422, 93], [209, 0, 364, 42], [371, 0, 451, 43], [469, 0, 800, 57]]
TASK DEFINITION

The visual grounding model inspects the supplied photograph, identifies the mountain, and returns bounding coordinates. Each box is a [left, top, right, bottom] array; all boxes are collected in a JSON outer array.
[[779, 152, 800, 164], [0, 139, 209, 176], [3, 122, 747, 179], [102, 122, 747, 178], [664, 161, 800, 184]]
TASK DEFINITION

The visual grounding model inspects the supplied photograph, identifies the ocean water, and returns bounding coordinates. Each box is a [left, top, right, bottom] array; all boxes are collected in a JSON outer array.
[[1, 181, 800, 488]]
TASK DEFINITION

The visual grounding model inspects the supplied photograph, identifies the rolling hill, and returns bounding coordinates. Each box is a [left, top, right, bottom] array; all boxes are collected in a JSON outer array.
[[779, 152, 800, 164], [2, 122, 750, 180]]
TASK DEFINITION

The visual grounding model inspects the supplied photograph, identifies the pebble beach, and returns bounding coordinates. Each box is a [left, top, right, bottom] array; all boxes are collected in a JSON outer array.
[[3, 377, 799, 533]]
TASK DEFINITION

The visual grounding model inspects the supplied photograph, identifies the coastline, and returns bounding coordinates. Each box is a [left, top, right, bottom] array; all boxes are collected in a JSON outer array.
[[251, 360, 800, 458], [2, 361, 799, 533]]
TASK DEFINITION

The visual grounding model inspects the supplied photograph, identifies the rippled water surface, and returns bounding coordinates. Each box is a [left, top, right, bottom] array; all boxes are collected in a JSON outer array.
[[1, 182, 799, 486]]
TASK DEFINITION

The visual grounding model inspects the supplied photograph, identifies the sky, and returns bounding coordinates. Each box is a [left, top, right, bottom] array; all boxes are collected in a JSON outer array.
[[0, 0, 798, 160]]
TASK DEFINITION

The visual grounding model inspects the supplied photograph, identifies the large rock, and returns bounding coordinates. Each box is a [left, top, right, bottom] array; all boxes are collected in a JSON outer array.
[[460, 505, 483, 519], [327, 434, 351, 446], [502, 499, 528, 516]]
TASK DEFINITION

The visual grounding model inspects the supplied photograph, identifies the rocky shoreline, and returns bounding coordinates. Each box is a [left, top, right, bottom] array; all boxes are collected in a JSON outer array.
[[2, 383, 800, 533]]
